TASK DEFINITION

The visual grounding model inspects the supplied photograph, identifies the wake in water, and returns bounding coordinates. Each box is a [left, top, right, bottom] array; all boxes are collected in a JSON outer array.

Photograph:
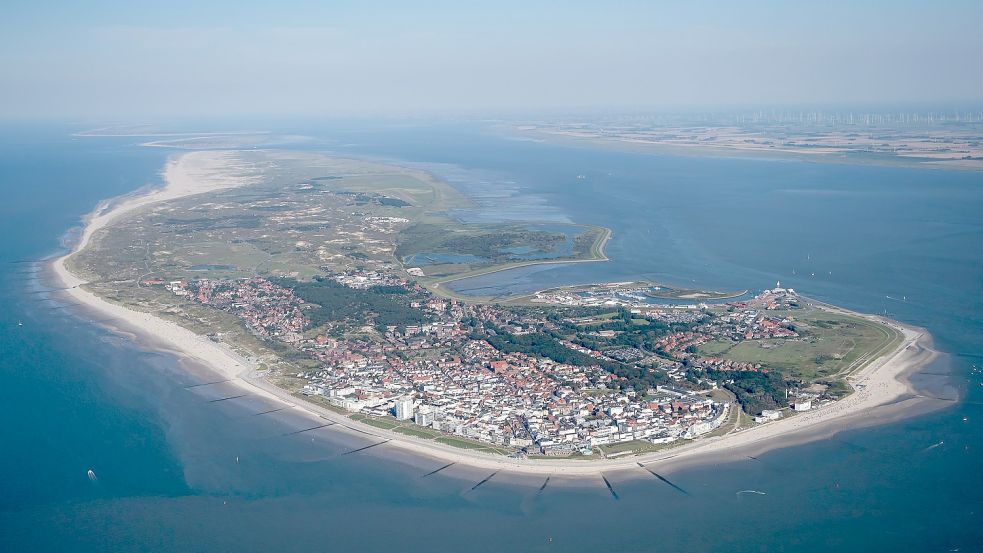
[[924, 440, 944, 451], [86, 469, 97, 483], [736, 490, 766, 496]]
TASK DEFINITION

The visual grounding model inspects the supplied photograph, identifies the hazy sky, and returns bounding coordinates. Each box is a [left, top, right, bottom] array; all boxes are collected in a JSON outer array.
[[2, 0, 981, 118]]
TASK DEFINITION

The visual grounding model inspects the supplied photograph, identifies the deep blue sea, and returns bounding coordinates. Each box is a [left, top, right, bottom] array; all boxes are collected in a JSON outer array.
[[1, 120, 980, 552]]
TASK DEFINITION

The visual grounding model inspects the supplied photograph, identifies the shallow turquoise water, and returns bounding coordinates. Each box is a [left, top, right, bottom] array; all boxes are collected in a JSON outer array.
[[1, 121, 979, 552]]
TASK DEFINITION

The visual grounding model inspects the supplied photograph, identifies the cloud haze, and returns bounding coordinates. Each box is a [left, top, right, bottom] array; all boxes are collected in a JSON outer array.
[[2, 0, 981, 117]]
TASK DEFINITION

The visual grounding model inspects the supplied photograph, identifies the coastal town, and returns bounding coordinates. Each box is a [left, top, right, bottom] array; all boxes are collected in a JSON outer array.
[[20, 2, 970, 549], [60, 148, 905, 460], [153, 271, 825, 457], [44, 141, 906, 462]]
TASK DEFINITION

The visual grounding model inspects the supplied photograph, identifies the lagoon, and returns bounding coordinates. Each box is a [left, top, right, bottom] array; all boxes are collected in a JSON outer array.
[[1, 121, 979, 552]]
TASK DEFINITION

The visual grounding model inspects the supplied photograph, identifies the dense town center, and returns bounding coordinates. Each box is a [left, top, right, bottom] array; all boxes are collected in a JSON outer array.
[[71, 150, 903, 459]]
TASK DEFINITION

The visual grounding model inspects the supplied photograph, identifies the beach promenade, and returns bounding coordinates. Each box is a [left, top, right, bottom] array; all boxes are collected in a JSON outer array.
[[51, 150, 943, 477]]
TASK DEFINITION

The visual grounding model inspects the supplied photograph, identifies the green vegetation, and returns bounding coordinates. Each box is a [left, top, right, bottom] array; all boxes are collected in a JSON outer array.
[[275, 277, 430, 328], [596, 439, 673, 456], [349, 414, 403, 430], [690, 307, 900, 413], [439, 230, 562, 258], [66, 147, 911, 459], [414, 224, 611, 303], [702, 369, 790, 415], [396, 222, 566, 261], [392, 426, 441, 439], [698, 309, 901, 380], [349, 413, 510, 454], [478, 323, 666, 391], [329, 190, 412, 207], [558, 309, 700, 353], [572, 226, 608, 258], [434, 436, 510, 454], [820, 379, 853, 398]]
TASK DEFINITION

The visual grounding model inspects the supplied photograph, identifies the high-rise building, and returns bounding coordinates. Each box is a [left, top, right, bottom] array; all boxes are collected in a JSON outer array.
[[395, 398, 415, 420], [414, 410, 433, 426]]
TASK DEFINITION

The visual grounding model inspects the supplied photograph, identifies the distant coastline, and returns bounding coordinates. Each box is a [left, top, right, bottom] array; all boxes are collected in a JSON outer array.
[[509, 126, 983, 173], [51, 148, 950, 477]]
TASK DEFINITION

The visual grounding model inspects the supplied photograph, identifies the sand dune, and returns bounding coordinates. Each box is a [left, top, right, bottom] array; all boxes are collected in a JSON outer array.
[[51, 150, 942, 477]]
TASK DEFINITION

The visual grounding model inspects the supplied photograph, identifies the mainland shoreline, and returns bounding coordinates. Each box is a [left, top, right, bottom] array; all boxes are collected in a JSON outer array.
[[51, 149, 948, 477]]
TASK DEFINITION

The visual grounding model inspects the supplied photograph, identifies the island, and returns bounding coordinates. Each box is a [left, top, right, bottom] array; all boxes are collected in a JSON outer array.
[[52, 146, 939, 475], [511, 110, 983, 171]]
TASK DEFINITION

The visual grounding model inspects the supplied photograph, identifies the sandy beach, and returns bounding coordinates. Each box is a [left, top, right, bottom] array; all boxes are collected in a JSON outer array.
[[51, 150, 944, 478]]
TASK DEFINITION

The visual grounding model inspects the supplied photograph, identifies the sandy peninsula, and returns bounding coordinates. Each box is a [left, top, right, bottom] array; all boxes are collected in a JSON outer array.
[[52, 150, 944, 477]]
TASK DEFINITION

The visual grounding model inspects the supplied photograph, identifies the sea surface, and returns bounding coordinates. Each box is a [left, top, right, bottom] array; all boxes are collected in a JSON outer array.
[[0, 121, 980, 552]]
